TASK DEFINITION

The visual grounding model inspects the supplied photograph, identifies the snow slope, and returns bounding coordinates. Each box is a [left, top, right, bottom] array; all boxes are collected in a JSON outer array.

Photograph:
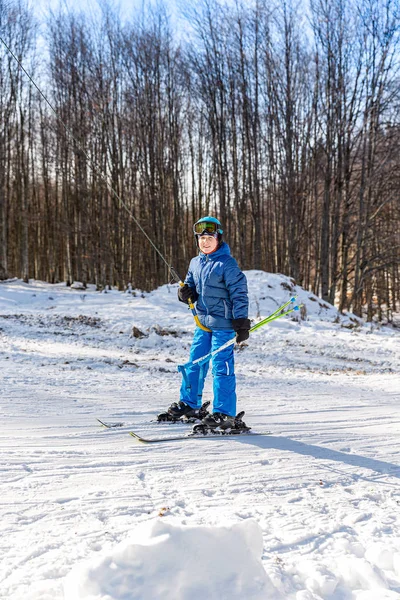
[[0, 273, 399, 600]]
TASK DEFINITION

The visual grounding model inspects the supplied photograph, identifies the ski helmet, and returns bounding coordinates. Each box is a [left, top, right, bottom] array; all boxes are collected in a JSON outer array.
[[193, 216, 223, 250], [193, 216, 223, 236]]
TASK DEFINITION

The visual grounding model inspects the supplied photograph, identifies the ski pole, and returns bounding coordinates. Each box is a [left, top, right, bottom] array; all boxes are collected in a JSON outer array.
[[169, 268, 211, 332], [249, 296, 297, 332], [178, 297, 301, 373], [256, 303, 302, 327]]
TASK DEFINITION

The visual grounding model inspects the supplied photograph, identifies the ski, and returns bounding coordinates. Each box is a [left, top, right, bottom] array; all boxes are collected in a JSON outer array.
[[178, 296, 300, 374], [96, 418, 125, 429], [129, 430, 271, 444], [96, 417, 198, 428]]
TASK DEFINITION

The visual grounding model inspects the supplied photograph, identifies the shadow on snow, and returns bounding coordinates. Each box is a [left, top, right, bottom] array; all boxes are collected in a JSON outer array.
[[237, 435, 400, 481]]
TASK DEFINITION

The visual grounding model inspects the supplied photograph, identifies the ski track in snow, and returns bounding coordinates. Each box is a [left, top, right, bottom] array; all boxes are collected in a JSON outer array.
[[0, 275, 399, 600]]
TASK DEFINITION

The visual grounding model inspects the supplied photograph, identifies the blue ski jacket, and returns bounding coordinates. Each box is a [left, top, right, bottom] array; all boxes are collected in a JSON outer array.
[[185, 242, 248, 330]]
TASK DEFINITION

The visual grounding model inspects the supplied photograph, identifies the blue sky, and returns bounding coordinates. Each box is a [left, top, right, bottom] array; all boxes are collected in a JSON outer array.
[[33, 0, 178, 22]]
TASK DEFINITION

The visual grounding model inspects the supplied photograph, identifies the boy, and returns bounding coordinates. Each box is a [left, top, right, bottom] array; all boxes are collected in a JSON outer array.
[[163, 216, 250, 432]]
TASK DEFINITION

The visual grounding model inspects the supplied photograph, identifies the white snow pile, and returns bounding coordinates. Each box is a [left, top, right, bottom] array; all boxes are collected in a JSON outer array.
[[245, 270, 362, 327], [0, 270, 362, 329], [64, 519, 281, 600]]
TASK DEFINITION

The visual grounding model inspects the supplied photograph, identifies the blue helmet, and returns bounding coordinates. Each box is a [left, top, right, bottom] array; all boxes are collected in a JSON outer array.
[[193, 216, 223, 236]]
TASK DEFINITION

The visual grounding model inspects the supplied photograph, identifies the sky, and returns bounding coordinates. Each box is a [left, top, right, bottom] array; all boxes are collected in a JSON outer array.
[[32, 0, 178, 23]]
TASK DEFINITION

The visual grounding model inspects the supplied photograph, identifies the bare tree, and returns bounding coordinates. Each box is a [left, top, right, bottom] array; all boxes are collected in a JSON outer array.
[[0, 0, 399, 319]]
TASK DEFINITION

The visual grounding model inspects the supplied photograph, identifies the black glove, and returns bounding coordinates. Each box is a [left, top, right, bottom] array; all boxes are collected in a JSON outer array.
[[232, 317, 251, 343], [178, 284, 198, 305]]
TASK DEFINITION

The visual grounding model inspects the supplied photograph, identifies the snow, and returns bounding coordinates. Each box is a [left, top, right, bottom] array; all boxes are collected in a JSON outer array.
[[64, 519, 279, 600], [1, 272, 399, 600]]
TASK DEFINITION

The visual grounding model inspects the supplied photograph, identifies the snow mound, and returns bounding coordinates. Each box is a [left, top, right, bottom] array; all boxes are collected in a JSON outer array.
[[64, 519, 282, 600], [0, 272, 363, 329], [245, 270, 362, 327]]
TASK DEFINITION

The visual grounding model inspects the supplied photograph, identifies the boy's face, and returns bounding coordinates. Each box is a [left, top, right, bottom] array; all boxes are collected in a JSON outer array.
[[198, 234, 219, 254]]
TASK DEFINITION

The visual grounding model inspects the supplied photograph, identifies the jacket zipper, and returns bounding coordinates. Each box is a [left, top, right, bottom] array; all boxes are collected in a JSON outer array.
[[201, 255, 210, 316], [223, 299, 229, 319]]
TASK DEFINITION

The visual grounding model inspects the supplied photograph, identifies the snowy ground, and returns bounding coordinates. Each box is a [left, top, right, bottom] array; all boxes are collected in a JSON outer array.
[[1, 273, 399, 600]]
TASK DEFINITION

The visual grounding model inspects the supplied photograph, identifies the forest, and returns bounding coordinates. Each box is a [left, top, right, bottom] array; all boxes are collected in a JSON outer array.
[[0, 0, 399, 320]]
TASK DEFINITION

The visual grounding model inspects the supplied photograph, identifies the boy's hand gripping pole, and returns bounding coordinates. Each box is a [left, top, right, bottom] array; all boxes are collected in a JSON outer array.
[[169, 267, 211, 332]]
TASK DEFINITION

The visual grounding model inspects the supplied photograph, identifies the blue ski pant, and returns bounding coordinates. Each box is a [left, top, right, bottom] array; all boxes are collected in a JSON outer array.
[[180, 327, 237, 417]]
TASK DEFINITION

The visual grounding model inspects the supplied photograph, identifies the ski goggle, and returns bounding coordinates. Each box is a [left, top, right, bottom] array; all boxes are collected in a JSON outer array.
[[193, 222, 219, 235]]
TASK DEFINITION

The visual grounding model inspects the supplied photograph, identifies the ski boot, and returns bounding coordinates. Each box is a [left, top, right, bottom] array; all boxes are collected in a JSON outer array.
[[192, 410, 251, 435], [157, 401, 210, 423], [231, 411, 251, 434]]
